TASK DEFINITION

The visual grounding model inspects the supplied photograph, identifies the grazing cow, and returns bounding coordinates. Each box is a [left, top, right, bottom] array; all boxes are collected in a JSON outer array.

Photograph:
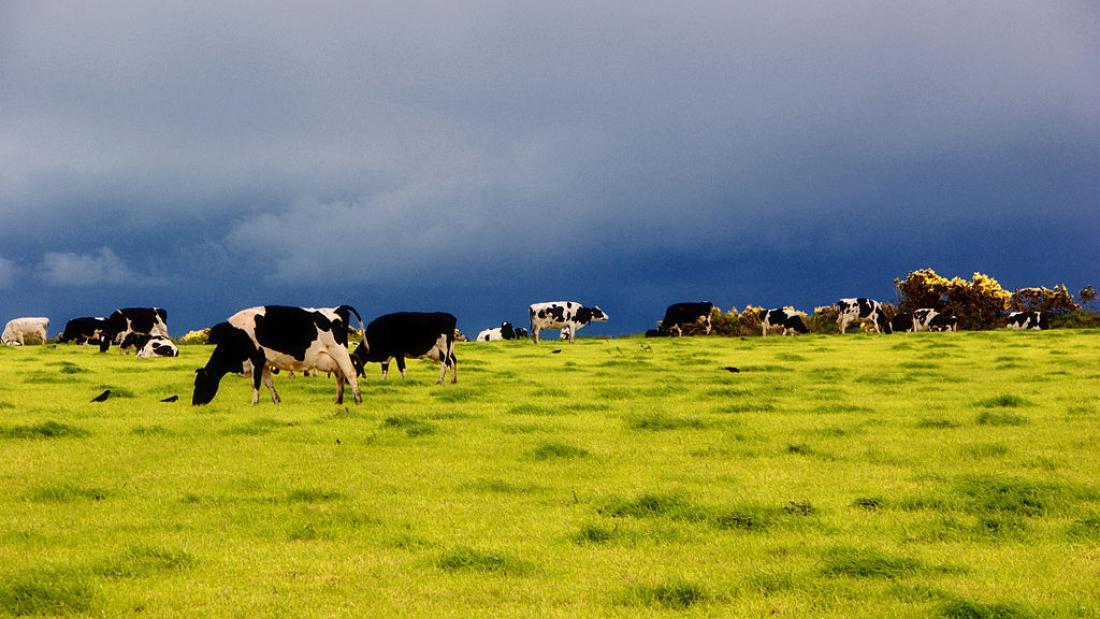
[[927, 313, 959, 332], [192, 305, 362, 406], [836, 298, 891, 334], [529, 301, 608, 343], [1006, 311, 1048, 330], [58, 317, 108, 346], [102, 307, 169, 351], [476, 321, 518, 342], [760, 308, 810, 337], [659, 302, 714, 336], [119, 333, 179, 358], [350, 312, 457, 384], [2, 317, 49, 346], [891, 312, 917, 333]]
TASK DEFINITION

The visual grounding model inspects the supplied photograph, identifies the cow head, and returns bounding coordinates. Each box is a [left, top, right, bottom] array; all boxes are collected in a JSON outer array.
[[588, 306, 608, 322], [192, 322, 256, 405], [500, 321, 516, 339]]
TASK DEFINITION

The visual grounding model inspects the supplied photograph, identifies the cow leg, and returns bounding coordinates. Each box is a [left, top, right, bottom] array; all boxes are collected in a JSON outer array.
[[436, 355, 447, 384], [263, 366, 281, 404], [761, 322, 768, 337], [837, 315, 849, 334], [449, 352, 457, 384], [396, 356, 407, 380], [380, 359, 390, 381], [329, 347, 361, 404], [333, 371, 345, 404]]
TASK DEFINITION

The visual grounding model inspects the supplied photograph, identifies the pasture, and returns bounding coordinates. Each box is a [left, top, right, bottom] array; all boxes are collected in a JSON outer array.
[[1, 330, 1098, 617]]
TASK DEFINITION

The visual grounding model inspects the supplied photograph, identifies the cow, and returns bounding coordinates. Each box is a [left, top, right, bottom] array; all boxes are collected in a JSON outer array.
[[760, 308, 809, 337], [350, 312, 457, 384], [911, 308, 940, 331], [2, 317, 49, 346], [476, 321, 518, 342], [891, 312, 917, 333], [658, 302, 714, 336], [927, 313, 959, 332], [58, 317, 108, 346], [102, 307, 169, 352], [528, 301, 608, 343], [119, 333, 179, 358], [513, 327, 529, 339], [1006, 311, 1048, 330], [835, 298, 891, 334], [192, 305, 362, 406]]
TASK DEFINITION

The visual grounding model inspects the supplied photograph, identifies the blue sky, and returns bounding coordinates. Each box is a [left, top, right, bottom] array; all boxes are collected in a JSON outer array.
[[1, 1, 1096, 337]]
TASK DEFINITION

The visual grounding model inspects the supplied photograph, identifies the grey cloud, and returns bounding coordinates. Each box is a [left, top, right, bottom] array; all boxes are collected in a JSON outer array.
[[0, 256, 15, 288], [37, 248, 164, 287]]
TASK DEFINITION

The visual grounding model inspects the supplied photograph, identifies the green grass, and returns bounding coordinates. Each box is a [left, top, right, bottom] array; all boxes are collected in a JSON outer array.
[[0, 330, 1098, 616]]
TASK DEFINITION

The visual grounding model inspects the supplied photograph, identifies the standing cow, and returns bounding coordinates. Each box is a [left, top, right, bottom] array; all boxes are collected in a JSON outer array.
[[2, 317, 49, 346], [760, 308, 809, 336], [659, 302, 714, 336], [529, 301, 608, 343], [351, 312, 457, 384], [102, 307, 170, 352], [1006, 311, 1048, 330], [192, 305, 362, 405], [835, 298, 891, 334]]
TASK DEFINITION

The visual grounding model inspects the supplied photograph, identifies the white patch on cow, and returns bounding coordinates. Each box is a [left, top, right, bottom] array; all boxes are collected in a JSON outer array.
[[136, 335, 179, 358], [476, 327, 504, 341], [2, 317, 49, 346]]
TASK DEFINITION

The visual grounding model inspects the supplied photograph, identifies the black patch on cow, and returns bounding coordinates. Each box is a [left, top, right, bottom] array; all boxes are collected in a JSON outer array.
[[252, 306, 328, 362], [500, 321, 516, 340], [59, 317, 108, 344], [575, 306, 593, 325], [661, 302, 713, 331], [891, 313, 916, 333], [352, 312, 456, 373], [645, 329, 669, 338]]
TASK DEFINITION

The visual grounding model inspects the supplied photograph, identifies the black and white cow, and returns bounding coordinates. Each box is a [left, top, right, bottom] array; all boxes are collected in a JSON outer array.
[[927, 313, 959, 332], [659, 302, 714, 336], [58, 317, 109, 346], [192, 305, 362, 405], [476, 321, 518, 342], [912, 308, 940, 331], [836, 298, 891, 334], [513, 327, 529, 339], [120, 333, 179, 358], [1006, 311, 1048, 330], [2, 317, 49, 346], [890, 312, 917, 333], [529, 301, 608, 343], [102, 307, 170, 352], [350, 312, 457, 384], [760, 308, 810, 337]]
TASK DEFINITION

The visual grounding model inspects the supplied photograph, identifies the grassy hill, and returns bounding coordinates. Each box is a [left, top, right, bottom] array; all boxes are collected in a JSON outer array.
[[1, 330, 1098, 617]]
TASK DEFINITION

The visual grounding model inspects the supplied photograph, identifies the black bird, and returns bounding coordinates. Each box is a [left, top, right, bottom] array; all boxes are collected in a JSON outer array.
[[160, 395, 179, 403], [723, 366, 740, 373], [90, 389, 111, 402], [551, 349, 562, 354]]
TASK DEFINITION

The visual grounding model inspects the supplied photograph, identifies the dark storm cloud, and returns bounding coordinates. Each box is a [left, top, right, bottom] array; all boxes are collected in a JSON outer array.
[[0, 1, 1096, 331]]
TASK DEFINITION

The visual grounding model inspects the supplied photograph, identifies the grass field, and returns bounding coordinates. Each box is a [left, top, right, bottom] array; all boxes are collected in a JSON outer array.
[[1, 329, 1098, 617]]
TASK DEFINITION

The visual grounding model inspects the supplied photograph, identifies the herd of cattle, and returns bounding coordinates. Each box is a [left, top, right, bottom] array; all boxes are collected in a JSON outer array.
[[0, 297, 1055, 406]]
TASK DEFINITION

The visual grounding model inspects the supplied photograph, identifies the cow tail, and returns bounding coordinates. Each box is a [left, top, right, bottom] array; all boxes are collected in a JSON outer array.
[[336, 305, 365, 339]]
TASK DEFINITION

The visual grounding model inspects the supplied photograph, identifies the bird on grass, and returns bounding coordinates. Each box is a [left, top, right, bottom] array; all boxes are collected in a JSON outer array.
[[90, 389, 111, 402]]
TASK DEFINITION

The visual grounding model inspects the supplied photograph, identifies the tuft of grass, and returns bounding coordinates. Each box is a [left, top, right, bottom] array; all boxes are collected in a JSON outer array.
[[572, 523, 616, 545], [430, 388, 479, 403], [618, 580, 709, 609], [436, 547, 534, 575], [508, 404, 557, 416], [130, 425, 172, 436], [962, 443, 1010, 458], [28, 483, 110, 503], [92, 545, 197, 578], [600, 493, 702, 520], [0, 421, 89, 439], [93, 385, 135, 398], [937, 598, 1036, 619], [287, 488, 347, 503], [853, 497, 885, 510], [917, 418, 960, 429], [953, 475, 1090, 517], [786, 443, 814, 455], [976, 412, 1028, 426], [714, 507, 776, 531], [739, 364, 793, 373], [1065, 516, 1100, 541], [529, 441, 589, 460], [626, 412, 706, 431], [712, 402, 775, 413], [381, 415, 437, 437], [820, 547, 925, 579], [222, 418, 298, 436], [974, 394, 1032, 408], [0, 569, 97, 616]]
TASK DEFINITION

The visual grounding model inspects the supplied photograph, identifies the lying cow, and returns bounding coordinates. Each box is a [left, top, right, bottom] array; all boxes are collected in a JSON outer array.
[[891, 312, 917, 333], [529, 301, 608, 343], [351, 312, 457, 384], [102, 307, 170, 351], [2, 317, 49, 346], [760, 308, 809, 336], [660, 302, 714, 336], [836, 298, 891, 334], [193, 305, 363, 405], [476, 321, 518, 342], [513, 327, 529, 339], [927, 313, 959, 332], [58, 317, 108, 346], [1006, 311, 1048, 330], [120, 333, 179, 358]]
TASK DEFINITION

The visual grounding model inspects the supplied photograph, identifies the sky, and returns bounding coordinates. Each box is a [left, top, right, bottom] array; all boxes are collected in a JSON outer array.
[[1, 1, 1097, 337]]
